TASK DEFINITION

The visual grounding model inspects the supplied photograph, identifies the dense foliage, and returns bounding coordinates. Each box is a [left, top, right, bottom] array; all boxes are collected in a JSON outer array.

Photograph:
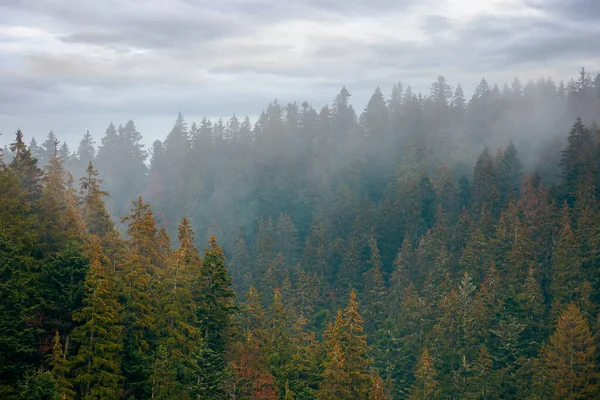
[[1, 68, 600, 399]]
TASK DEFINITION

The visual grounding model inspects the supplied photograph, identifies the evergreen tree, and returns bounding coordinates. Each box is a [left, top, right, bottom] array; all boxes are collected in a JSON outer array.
[[363, 235, 386, 332], [537, 303, 598, 399], [408, 348, 439, 400], [39, 131, 58, 166], [195, 236, 236, 397], [157, 218, 203, 396], [75, 130, 96, 176], [551, 219, 584, 306], [9, 129, 43, 205], [318, 313, 352, 400], [70, 238, 123, 399], [79, 162, 114, 238], [47, 331, 75, 400], [29, 137, 40, 160], [120, 196, 162, 399], [150, 345, 178, 400], [369, 373, 387, 400], [560, 119, 595, 205], [342, 291, 373, 398]]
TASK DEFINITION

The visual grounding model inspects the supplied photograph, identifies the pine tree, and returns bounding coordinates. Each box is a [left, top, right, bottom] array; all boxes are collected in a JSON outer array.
[[370, 374, 387, 400], [363, 235, 387, 332], [9, 129, 43, 205], [560, 118, 595, 205], [537, 303, 598, 399], [459, 227, 491, 282], [318, 316, 352, 400], [157, 218, 203, 396], [150, 345, 178, 400], [471, 148, 499, 216], [389, 236, 414, 309], [498, 141, 523, 203], [75, 130, 95, 176], [317, 343, 354, 400], [551, 220, 584, 306], [289, 318, 322, 399], [39, 153, 70, 254], [28, 137, 40, 159], [0, 171, 40, 396], [264, 288, 295, 394], [195, 236, 236, 398], [465, 346, 495, 399], [274, 214, 300, 266], [342, 291, 373, 398], [59, 142, 72, 166], [120, 196, 162, 398], [79, 162, 114, 237], [47, 331, 75, 400], [408, 348, 439, 400], [39, 130, 58, 166], [337, 240, 362, 300], [71, 238, 123, 399]]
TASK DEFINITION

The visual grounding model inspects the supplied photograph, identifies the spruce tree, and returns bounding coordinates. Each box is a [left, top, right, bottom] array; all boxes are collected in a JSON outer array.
[[150, 345, 178, 400], [70, 238, 123, 399], [551, 220, 584, 306], [318, 312, 352, 400], [195, 236, 236, 398], [342, 291, 373, 398], [9, 129, 43, 205], [47, 331, 75, 400], [79, 162, 113, 238], [75, 130, 95, 176], [370, 374, 387, 400], [121, 196, 163, 398], [408, 348, 439, 400], [538, 303, 598, 399], [39, 130, 58, 167], [157, 218, 202, 396]]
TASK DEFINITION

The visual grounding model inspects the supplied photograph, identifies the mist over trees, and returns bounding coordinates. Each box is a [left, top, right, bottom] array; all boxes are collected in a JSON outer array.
[[1, 68, 600, 399]]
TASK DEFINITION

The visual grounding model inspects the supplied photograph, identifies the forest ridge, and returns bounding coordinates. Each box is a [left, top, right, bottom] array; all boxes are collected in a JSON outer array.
[[1, 68, 600, 399]]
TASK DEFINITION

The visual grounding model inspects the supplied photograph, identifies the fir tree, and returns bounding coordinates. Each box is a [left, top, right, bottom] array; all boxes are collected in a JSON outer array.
[[9, 129, 43, 205], [150, 345, 178, 400], [551, 220, 584, 306], [70, 238, 123, 400], [537, 303, 598, 399], [342, 291, 373, 398], [408, 348, 439, 400], [47, 331, 75, 400], [195, 236, 236, 398], [370, 373, 387, 400]]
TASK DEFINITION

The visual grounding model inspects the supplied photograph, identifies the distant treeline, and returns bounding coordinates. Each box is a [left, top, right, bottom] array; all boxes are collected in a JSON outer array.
[[1, 67, 600, 399]]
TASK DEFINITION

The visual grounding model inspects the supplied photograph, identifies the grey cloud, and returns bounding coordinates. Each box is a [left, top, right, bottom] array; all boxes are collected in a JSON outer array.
[[420, 14, 453, 35], [527, 0, 600, 21], [1, 0, 599, 142], [454, 14, 600, 70]]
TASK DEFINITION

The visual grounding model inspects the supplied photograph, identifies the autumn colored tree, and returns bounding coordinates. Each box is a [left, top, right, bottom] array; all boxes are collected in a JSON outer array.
[[408, 348, 439, 400], [536, 303, 598, 399], [342, 291, 373, 398]]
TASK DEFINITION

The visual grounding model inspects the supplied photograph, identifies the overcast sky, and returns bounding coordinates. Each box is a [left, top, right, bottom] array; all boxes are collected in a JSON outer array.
[[1, 0, 599, 147]]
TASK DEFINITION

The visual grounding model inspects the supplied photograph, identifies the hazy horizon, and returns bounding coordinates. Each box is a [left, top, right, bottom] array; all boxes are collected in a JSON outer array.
[[2, 0, 599, 146]]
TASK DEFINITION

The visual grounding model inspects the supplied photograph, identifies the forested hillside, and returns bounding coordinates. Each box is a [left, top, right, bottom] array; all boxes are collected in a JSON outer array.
[[1, 68, 600, 399]]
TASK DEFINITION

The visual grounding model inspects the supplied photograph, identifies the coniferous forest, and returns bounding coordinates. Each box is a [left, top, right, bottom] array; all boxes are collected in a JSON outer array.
[[2, 69, 600, 399]]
